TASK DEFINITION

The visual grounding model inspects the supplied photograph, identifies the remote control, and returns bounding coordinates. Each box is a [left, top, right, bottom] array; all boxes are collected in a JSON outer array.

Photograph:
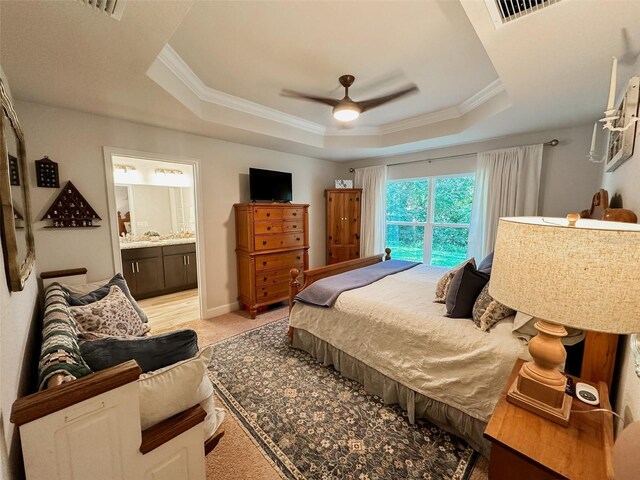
[[575, 382, 600, 406]]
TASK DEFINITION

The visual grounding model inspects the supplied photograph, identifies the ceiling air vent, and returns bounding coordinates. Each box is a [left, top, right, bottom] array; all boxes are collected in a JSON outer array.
[[484, 0, 561, 27], [77, 0, 127, 21]]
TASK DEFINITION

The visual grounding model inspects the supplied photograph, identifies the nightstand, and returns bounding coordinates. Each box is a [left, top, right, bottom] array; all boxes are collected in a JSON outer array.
[[484, 358, 614, 480]]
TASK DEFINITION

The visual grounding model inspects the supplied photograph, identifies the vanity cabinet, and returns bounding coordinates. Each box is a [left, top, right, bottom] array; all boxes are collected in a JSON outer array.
[[121, 243, 197, 299], [122, 248, 164, 299], [163, 244, 198, 291]]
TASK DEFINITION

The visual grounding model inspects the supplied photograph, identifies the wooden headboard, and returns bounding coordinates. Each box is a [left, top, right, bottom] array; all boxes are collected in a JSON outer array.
[[578, 189, 637, 390]]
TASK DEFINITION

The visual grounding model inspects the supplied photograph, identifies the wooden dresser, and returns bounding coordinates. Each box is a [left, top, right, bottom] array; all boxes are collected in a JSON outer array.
[[325, 189, 362, 264], [234, 203, 309, 318]]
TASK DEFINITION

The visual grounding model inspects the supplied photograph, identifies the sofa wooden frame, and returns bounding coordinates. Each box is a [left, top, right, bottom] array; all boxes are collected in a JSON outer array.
[[12, 269, 222, 480]]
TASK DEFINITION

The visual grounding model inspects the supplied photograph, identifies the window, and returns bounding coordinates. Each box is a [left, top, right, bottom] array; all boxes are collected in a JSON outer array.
[[386, 174, 475, 267]]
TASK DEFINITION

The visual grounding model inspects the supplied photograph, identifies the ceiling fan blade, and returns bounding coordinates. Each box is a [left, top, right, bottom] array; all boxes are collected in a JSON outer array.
[[357, 84, 419, 113], [280, 89, 340, 107]]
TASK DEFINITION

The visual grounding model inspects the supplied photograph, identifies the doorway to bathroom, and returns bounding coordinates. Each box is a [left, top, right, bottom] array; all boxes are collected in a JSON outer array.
[[104, 149, 204, 333]]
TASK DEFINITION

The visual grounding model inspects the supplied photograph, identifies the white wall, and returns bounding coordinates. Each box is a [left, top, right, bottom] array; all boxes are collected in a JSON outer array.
[[15, 100, 341, 318], [0, 66, 40, 480], [601, 121, 640, 430], [338, 124, 602, 216]]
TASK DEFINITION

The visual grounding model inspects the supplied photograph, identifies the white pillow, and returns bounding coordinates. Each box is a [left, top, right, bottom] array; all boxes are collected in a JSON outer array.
[[513, 311, 585, 346], [138, 346, 222, 434]]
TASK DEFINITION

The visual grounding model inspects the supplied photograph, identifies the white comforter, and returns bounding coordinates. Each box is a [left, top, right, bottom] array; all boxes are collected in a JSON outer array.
[[289, 264, 530, 422]]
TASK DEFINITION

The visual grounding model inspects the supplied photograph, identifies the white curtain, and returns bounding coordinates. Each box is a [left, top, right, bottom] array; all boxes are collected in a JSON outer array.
[[354, 165, 387, 257], [468, 144, 543, 260]]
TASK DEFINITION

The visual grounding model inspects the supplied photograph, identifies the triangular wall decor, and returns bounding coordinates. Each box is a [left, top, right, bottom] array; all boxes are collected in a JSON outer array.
[[42, 181, 101, 228]]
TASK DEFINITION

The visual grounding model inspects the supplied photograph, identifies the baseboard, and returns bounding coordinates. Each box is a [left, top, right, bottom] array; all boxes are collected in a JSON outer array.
[[203, 302, 239, 319]]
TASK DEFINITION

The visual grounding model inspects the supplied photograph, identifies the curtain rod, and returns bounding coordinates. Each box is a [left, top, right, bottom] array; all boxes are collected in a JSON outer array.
[[348, 139, 559, 173]]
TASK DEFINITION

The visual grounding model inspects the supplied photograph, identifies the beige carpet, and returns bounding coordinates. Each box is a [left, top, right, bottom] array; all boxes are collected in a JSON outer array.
[[169, 304, 489, 479]]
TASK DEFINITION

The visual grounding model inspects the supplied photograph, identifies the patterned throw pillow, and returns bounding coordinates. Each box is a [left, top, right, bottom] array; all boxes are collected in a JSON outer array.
[[434, 258, 476, 303], [472, 283, 516, 331], [70, 285, 149, 339]]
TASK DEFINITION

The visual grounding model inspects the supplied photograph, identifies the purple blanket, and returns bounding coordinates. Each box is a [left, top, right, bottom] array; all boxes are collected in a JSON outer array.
[[294, 259, 419, 308]]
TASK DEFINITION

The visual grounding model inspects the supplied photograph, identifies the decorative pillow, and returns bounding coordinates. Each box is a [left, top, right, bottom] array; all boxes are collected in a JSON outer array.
[[138, 346, 225, 437], [477, 252, 494, 273], [434, 258, 476, 303], [65, 273, 149, 323], [80, 329, 199, 373], [70, 285, 149, 339], [472, 283, 515, 331], [445, 263, 490, 318]]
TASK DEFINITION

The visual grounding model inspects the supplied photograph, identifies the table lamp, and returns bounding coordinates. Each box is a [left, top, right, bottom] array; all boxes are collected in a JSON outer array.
[[490, 215, 640, 426]]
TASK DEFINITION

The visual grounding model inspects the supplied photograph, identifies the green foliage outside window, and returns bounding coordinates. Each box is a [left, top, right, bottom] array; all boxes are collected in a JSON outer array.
[[386, 175, 474, 268]]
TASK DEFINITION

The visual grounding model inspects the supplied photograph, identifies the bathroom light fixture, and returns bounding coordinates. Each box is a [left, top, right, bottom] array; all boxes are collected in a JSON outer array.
[[155, 168, 184, 175], [114, 164, 136, 172]]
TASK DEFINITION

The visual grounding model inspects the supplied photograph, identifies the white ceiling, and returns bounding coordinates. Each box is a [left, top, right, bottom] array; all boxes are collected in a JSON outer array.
[[1, 0, 640, 161]]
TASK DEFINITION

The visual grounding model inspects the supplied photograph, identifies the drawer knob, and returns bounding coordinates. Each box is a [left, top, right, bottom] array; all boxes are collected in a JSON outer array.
[[293, 225, 297, 228], [263, 261, 267, 266], [263, 277, 267, 281], [296, 256, 301, 260], [263, 240, 267, 245], [296, 237, 300, 241], [292, 212, 297, 216], [267, 226, 271, 231], [266, 212, 271, 217], [264, 292, 268, 296]]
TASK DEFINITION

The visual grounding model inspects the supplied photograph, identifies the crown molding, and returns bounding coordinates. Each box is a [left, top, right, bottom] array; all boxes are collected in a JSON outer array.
[[154, 44, 505, 142], [157, 44, 326, 135]]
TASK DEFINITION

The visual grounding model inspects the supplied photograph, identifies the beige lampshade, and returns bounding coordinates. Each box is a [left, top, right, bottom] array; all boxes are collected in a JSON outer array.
[[490, 216, 640, 334]]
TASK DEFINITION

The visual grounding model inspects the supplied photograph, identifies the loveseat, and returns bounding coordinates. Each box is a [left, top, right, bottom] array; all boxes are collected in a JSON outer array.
[[11, 271, 223, 480]]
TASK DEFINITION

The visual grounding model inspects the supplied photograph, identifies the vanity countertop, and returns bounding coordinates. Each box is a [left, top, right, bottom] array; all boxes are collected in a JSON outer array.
[[120, 238, 196, 250]]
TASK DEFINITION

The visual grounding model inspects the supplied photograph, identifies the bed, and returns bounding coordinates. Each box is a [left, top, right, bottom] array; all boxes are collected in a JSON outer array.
[[287, 247, 618, 456]]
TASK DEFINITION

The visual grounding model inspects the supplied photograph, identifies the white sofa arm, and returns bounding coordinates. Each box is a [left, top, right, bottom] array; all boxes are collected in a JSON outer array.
[[11, 361, 206, 480]]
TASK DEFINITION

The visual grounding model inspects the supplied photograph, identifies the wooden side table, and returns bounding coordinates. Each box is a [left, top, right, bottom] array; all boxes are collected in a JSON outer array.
[[484, 358, 614, 480]]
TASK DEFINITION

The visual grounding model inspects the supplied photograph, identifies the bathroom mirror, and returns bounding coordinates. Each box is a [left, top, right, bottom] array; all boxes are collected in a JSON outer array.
[[0, 78, 35, 291]]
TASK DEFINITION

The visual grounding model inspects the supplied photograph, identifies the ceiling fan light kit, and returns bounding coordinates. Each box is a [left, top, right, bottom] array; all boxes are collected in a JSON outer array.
[[282, 74, 418, 123], [333, 102, 361, 122]]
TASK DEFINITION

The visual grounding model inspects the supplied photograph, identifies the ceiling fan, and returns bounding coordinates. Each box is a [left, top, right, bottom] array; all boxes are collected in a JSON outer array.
[[281, 74, 419, 122]]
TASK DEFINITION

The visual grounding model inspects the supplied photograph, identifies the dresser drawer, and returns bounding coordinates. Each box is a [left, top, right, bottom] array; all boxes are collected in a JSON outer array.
[[254, 221, 283, 234], [255, 233, 304, 251], [256, 250, 304, 271], [256, 268, 293, 286], [256, 283, 290, 303], [283, 208, 304, 220], [282, 221, 303, 232], [253, 207, 283, 221]]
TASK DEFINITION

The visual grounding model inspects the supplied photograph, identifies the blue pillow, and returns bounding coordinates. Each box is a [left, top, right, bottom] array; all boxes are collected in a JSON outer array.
[[80, 329, 199, 373], [478, 252, 494, 273], [65, 273, 148, 323]]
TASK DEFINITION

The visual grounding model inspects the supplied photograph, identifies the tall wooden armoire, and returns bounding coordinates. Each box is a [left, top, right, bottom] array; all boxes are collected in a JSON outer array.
[[325, 189, 362, 264], [234, 203, 309, 318]]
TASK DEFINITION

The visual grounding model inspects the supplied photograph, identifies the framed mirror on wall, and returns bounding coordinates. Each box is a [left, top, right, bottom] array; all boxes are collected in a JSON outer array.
[[0, 78, 35, 291]]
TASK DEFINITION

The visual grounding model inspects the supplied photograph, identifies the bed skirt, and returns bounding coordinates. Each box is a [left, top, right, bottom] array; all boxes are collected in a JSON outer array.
[[292, 328, 492, 457]]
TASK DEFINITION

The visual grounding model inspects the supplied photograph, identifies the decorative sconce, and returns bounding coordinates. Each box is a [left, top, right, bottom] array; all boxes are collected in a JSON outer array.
[[599, 56, 640, 132], [587, 123, 605, 164]]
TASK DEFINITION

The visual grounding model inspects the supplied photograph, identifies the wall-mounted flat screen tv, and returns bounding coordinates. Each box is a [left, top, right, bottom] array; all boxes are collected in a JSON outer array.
[[249, 168, 292, 203]]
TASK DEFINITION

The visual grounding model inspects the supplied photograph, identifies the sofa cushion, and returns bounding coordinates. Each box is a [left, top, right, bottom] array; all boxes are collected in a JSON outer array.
[[65, 273, 148, 323], [38, 284, 93, 390], [70, 285, 150, 339], [138, 346, 219, 431], [80, 329, 199, 373]]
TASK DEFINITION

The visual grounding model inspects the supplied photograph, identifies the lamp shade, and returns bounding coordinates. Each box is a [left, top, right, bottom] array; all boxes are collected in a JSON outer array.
[[490, 216, 640, 333]]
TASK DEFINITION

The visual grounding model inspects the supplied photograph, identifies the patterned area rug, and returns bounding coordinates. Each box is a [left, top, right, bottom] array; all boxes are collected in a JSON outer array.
[[208, 319, 478, 480]]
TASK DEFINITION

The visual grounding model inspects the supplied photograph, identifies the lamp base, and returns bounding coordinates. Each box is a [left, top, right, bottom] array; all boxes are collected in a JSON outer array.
[[507, 377, 572, 426], [505, 319, 573, 426]]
